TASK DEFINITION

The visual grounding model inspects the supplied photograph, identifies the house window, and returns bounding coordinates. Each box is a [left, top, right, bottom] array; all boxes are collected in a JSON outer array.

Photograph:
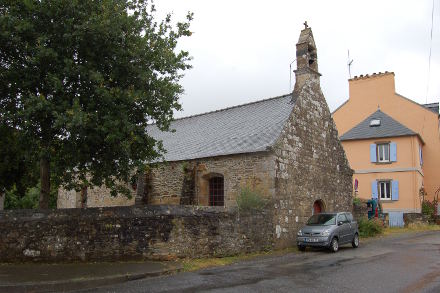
[[372, 180, 399, 201], [377, 143, 390, 162], [209, 177, 224, 206], [378, 181, 391, 200], [370, 119, 381, 126], [370, 142, 397, 163]]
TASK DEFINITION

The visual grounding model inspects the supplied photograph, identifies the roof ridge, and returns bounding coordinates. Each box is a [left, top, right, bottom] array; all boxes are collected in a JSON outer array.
[[170, 93, 292, 123]]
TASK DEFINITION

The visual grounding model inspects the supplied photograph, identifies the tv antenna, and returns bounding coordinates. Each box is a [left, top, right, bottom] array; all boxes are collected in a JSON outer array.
[[347, 50, 354, 78]]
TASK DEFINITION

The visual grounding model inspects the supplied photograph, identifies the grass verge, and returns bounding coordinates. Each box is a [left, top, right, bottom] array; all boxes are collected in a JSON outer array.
[[360, 223, 440, 240], [383, 223, 440, 236], [181, 247, 296, 272]]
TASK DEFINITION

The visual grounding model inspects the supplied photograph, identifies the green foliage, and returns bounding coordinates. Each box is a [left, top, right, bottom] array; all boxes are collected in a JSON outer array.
[[421, 200, 437, 219], [0, 0, 193, 202], [358, 217, 384, 237], [5, 184, 57, 210], [0, 124, 39, 197], [236, 187, 267, 212], [353, 197, 362, 206], [181, 161, 190, 172]]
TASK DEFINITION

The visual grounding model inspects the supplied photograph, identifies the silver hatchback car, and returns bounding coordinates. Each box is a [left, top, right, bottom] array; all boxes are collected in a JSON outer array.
[[296, 212, 359, 252]]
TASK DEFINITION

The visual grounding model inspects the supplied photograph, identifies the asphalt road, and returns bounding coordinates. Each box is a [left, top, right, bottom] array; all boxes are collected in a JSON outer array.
[[81, 231, 440, 293]]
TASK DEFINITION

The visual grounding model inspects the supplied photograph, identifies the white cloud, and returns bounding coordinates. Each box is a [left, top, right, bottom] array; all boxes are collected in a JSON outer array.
[[156, 0, 440, 117]]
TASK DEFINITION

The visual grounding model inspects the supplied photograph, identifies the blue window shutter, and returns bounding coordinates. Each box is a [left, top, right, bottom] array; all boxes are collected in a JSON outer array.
[[419, 146, 423, 166], [390, 142, 397, 162], [370, 144, 377, 163], [372, 181, 378, 199], [392, 180, 399, 200]]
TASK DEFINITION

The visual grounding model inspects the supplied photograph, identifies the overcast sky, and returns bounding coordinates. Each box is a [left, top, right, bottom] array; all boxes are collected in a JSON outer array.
[[156, 0, 440, 118]]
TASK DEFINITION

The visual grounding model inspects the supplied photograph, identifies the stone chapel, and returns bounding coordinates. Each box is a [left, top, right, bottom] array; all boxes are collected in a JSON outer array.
[[58, 25, 353, 245]]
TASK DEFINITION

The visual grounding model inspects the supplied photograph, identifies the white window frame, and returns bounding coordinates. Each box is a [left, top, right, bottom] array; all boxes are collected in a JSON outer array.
[[378, 180, 392, 200], [377, 143, 390, 163]]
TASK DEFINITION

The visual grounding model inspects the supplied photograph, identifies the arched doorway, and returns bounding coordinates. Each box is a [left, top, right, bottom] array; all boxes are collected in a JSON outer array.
[[313, 200, 325, 214], [209, 176, 224, 206]]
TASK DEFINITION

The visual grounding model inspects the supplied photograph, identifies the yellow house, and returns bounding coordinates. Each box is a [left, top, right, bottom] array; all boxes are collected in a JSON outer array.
[[333, 72, 440, 213]]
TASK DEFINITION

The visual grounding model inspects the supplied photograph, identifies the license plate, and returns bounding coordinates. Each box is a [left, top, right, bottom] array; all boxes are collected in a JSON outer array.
[[305, 238, 318, 242]]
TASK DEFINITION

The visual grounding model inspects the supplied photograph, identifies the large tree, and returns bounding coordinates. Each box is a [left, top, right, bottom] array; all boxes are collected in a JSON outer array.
[[0, 0, 192, 208], [0, 124, 38, 201]]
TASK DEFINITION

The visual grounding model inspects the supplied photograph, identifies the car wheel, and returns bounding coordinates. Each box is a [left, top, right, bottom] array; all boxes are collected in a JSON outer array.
[[329, 237, 339, 253], [352, 233, 359, 248], [298, 245, 306, 252]]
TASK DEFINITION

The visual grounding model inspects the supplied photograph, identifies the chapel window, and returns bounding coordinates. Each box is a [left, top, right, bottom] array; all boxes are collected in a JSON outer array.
[[209, 176, 224, 206]]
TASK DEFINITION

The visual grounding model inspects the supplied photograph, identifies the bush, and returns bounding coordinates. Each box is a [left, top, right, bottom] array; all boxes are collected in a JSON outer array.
[[4, 184, 57, 210], [353, 197, 362, 206], [236, 187, 267, 212], [421, 200, 437, 219], [358, 217, 384, 237]]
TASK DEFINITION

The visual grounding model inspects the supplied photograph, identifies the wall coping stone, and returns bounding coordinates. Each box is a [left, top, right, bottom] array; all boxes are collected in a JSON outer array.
[[0, 205, 243, 222]]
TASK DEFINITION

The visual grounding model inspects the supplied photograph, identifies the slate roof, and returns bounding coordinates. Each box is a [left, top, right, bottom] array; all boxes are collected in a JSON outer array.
[[340, 110, 419, 141], [423, 102, 439, 115], [147, 94, 296, 162]]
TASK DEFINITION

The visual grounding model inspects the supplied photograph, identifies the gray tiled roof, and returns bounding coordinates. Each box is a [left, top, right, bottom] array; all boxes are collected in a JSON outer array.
[[340, 110, 417, 141], [147, 94, 295, 162], [423, 102, 439, 114]]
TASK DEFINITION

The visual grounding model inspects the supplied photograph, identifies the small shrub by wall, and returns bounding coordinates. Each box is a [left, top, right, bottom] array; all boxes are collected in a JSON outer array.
[[236, 187, 268, 212], [358, 217, 384, 237], [0, 205, 274, 263], [421, 200, 437, 221]]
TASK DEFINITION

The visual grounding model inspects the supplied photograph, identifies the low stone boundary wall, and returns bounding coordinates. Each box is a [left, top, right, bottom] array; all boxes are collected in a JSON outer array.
[[0, 206, 274, 263], [403, 213, 431, 226], [352, 201, 369, 221]]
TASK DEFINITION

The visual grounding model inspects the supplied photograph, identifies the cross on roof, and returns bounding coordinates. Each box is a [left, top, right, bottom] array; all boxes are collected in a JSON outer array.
[[303, 21, 308, 29]]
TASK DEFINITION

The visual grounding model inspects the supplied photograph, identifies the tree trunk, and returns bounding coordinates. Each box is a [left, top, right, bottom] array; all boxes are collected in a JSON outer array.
[[135, 172, 145, 205], [80, 186, 88, 208], [39, 156, 50, 209], [0, 191, 5, 210]]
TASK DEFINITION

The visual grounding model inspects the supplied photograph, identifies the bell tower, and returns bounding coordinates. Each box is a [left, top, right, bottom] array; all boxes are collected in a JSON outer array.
[[293, 22, 321, 93]]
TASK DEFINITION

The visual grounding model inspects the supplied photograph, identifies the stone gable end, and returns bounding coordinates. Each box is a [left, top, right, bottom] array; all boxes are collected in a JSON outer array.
[[271, 76, 353, 247]]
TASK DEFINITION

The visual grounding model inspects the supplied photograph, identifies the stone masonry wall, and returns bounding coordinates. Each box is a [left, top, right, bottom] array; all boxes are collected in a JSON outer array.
[[353, 202, 369, 221], [58, 153, 275, 209], [272, 75, 353, 247], [147, 152, 276, 207], [58, 183, 136, 208], [0, 206, 274, 263]]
